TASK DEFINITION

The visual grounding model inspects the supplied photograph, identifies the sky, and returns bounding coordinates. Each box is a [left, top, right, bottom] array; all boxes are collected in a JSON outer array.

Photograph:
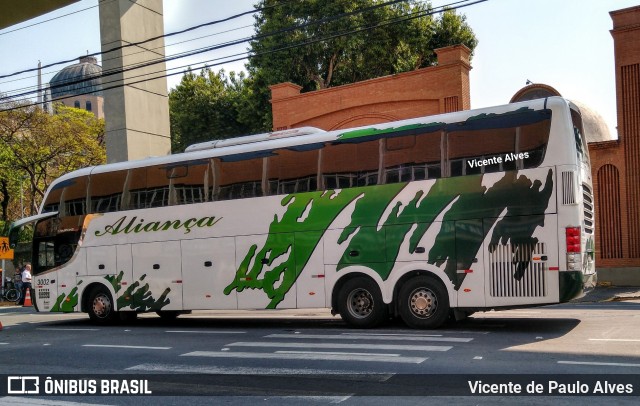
[[0, 0, 637, 139]]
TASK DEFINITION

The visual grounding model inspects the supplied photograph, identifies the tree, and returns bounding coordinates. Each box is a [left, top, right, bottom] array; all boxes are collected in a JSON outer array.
[[245, 0, 478, 130], [0, 101, 105, 219], [169, 68, 255, 153]]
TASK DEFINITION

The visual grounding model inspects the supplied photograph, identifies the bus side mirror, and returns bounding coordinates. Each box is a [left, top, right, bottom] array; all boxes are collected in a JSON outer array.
[[8, 226, 19, 248]]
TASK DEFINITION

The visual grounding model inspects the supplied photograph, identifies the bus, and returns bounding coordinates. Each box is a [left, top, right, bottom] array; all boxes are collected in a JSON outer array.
[[9, 96, 596, 328]]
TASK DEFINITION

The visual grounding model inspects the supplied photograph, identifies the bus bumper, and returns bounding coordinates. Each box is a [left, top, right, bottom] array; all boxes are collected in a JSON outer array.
[[559, 270, 597, 302]]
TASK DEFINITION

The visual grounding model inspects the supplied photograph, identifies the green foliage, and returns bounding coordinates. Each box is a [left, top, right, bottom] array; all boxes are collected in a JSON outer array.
[[245, 0, 478, 130], [0, 102, 105, 221], [169, 1, 478, 143], [169, 69, 256, 153]]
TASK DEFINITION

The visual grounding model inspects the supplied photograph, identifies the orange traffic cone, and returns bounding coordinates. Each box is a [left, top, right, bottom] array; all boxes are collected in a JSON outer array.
[[23, 288, 33, 307]]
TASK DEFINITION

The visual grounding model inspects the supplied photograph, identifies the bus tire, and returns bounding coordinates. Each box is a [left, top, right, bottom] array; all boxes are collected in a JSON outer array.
[[398, 275, 449, 329], [87, 286, 116, 324], [337, 277, 387, 328]]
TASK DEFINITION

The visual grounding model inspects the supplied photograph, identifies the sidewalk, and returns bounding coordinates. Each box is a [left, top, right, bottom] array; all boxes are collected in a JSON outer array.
[[575, 285, 640, 303]]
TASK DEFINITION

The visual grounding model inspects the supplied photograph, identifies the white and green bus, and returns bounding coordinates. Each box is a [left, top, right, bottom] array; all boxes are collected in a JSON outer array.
[[10, 96, 596, 328]]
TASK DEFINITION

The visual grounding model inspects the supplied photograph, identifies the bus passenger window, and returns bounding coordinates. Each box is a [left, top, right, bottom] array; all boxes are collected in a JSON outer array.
[[520, 118, 551, 169], [447, 127, 516, 177], [146, 165, 171, 207], [122, 167, 148, 210], [160, 161, 208, 205], [321, 139, 380, 189], [215, 156, 264, 201], [90, 170, 128, 213], [267, 147, 319, 195], [383, 131, 442, 183]]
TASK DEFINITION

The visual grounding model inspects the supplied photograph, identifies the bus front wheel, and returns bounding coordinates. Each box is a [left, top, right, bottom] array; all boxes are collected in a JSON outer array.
[[87, 286, 116, 324], [337, 277, 387, 328], [398, 276, 449, 329]]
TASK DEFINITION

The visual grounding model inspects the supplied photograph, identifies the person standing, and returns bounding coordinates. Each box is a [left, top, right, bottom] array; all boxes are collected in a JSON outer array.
[[20, 263, 32, 305]]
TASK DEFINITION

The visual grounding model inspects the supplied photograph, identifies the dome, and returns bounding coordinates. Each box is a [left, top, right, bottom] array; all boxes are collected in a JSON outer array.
[[571, 100, 615, 143], [50, 56, 103, 99]]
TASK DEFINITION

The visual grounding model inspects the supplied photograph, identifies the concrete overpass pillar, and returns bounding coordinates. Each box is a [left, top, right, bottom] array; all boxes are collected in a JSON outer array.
[[99, 0, 171, 163]]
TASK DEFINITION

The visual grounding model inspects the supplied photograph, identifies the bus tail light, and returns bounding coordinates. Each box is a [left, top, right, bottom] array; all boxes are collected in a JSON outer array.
[[566, 227, 582, 271]]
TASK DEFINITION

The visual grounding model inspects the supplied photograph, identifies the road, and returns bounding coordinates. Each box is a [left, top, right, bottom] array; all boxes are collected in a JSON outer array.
[[0, 297, 639, 405]]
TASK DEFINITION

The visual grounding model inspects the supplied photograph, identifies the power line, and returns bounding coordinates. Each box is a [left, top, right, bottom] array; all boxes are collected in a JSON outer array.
[[0, 0, 461, 100], [0, 0, 291, 80], [0, 0, 487, 112]]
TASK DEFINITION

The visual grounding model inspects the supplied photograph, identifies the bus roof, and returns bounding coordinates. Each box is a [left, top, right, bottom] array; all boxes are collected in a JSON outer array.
[[45, 96, 570, 194]]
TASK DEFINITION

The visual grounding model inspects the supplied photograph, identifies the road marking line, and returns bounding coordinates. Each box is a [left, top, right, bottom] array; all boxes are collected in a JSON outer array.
[[38, 328, 99, 331], [83, 344, 171, 350], [558, 360, 640, 368], [226, 341, 451, 352], [266, 333, 472, 343], [126, 363, 395, 381], [473, 356, 483, 360], [0, 343, 9, 345], [340, 332, 442, 337], [276, 350, 400, 357], [182, 351, 426, 364], [166, 330, 246, 334], [589, 338, 640, 342]]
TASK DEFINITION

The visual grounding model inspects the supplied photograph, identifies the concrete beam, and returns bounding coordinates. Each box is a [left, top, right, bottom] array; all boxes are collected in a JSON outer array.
[[0, 0, 79, 30]]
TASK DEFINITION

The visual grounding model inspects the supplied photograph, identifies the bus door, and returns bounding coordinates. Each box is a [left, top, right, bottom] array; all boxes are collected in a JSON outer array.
[[181, 237, 237, 310], [294, 231, 326, 308], [483, 214, 559, 307], [131, 241, 183, 311], [455, 219, 486, 308]]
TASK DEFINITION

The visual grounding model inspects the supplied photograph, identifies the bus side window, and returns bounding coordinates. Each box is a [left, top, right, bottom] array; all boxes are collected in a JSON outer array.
[[321, 139, 380, 189], [383, 131, 442, 183], [172, 161, 208, 205], [90, 170, 128, 213], [145, 164, 171, 207], [520, 118, 551, 169], [123, 167, 148, 210], [215, 156, 264, 201], [447, 126, 517, 177], [267, 147, 319, 195]]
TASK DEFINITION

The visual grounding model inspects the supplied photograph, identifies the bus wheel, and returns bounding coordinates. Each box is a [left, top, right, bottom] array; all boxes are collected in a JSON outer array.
[[87, 286, 116, 324], [398, 276, 449, 329], [337, 277, 387, 328]]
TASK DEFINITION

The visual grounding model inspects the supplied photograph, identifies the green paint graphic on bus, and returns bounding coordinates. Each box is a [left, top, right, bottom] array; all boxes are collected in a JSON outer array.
[[106, 272, 171, 311], [336, 169, 554, 288], [51, 280, 83, 312], [224, 187, 404, 308], [225, 169, 554, 308], [337, 122, 445, 141]]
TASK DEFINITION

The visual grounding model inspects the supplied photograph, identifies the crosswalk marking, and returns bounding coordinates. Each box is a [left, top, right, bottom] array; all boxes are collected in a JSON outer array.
[[226, 341, 451, 352], [266, 333, 473, 343], [181, 350, 427, 364]]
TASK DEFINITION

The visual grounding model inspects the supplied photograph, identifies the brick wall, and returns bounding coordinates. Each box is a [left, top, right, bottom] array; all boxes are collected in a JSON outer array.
[[588, 5, 640, 279], [270, 45, 472, 131]]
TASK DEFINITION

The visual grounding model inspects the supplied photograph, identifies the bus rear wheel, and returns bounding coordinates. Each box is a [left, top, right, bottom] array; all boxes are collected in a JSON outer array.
[[398, 276, 449, 329], [337, 277, 387, 328], [87, 286, 116, 324]]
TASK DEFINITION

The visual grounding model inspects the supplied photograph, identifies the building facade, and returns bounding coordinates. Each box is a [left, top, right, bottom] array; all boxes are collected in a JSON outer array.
[[49, 56, 104, 119], [587, 5, 640, 285]]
